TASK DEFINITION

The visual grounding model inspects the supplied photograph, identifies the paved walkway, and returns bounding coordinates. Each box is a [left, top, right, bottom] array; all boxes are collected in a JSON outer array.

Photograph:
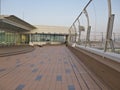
[[0, 45, 111, 90], [0, 45, 34, 56]]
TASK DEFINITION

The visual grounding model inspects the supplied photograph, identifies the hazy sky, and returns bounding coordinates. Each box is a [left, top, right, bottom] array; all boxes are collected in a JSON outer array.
[[1, 0, 87, 26], [1, 0, 120, 32]]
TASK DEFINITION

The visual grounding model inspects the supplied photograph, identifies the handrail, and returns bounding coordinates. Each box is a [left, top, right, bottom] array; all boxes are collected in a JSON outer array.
[[69, 0, 93, 30]]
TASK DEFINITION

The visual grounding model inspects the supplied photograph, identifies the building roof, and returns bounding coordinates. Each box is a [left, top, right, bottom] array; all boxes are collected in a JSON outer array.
[[29, 25, 69, 35], [0, 15, 36, 32]]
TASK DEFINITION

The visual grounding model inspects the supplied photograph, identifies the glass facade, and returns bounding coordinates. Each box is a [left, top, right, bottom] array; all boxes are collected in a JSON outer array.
[[0, 31, 67, 46], [31, 33, 66, 43], [0, 29, 29, 46]]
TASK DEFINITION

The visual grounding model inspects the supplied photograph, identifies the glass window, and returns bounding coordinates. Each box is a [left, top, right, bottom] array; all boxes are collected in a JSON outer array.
[[46, 34, 51, 41], [0, 30, 2, 44], [50, 34, 54, 41], [30, 33, 66, 43], [1, 31, 5, 45], [31, 34, 35, 42], [40, 34, 43, 41]]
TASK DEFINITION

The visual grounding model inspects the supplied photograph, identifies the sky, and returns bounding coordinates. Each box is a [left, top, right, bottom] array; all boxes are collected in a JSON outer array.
[[1, 0, 120, 32]]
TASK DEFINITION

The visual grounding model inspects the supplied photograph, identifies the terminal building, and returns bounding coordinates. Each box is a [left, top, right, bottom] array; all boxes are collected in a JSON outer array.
[[0, 15, 69, 46], [29, 25, 69, 46]]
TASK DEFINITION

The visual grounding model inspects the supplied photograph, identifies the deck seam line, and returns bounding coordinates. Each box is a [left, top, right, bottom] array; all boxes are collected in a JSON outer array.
[[65, 48, 84, 90], [68, 47, 111, 90]]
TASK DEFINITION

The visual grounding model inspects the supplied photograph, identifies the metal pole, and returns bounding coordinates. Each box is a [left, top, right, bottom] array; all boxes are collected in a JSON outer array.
[[101, 32, 103, 43], [69, 0, 92, 31], [84, 9, 91, 47], [73, 24, 77, 43], [68, 30, 71, 43], [78, 19, 81, 43], [84, 9, 89, 27], [104, 0, 115, 52], [113, 33, 115, 42], [107, 0, 112, 17]]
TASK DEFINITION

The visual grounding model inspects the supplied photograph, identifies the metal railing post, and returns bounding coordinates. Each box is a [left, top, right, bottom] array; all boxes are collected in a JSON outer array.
[[83, 9, 91, 47], [104, 0, 115, 52]]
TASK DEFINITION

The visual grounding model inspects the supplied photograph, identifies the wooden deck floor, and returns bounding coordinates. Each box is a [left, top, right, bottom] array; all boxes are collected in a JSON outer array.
[[0, 45, 111, 90]]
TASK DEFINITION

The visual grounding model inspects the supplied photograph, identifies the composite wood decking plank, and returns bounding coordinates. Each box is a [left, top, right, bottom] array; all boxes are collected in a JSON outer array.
[[19, 56, 43, 90], [64, 58, 75, 90], [38, 62, 52, 90], [29, 60, 49, 90], [65, 48, 90, 90], [66, 48, 104, 89], [15, 53, 42, 90], [0, 63, 30, 89], [70, 49, 111, 90], [70, 60, 98, 90], [81, 73, 101, 90], [78, 60, 111, 90], [48, 75, 56, 90], [0, 45, 111, 90], [10, 63, 35, 90], [6, 67, 28, 89], [61, 56, 69, 90], [47, 63, 57, 90]]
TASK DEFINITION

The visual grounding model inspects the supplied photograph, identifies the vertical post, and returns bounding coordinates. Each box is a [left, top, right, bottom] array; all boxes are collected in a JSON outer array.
[[73, 24, 77, 43], [14, 33, 16, 45], [104, 0, 115, 52], [113, 32, 115, 42], [68, 0, 93, 45], [68, 29, 71, 44], [20, 34, 22, 45], [78, 19, 81, 43], [70, 27, 73, 43], [83, 9, 91, 47], [29, 33, 33, 45], [107, 0, 112, 18], [30, 33, 31, 41], [101, 32, 104, 47], [101, 32, 103, 43]]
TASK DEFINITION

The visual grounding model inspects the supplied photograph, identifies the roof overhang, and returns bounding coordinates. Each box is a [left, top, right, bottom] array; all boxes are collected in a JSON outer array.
[[0, 15, 36, 32], [27, 25, 69, 35]]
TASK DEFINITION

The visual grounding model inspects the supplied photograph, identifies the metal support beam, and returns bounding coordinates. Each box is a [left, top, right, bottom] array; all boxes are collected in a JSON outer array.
[[70, 27, 73, 43], [73, 24, 77, 43], [104, 0, 115, 52], [69, 0, 93, 31], [83, 9, 91, 47], [101, 32, 104, 47], [78, 19, 81, 43], [104, 14, 115, 52], [68, 0, 93, 47], [14, 33, 16, 45], [68, 29, 71, 44], [113, 32, 115, 42], [71, 27, 74, 43], [29, 34, 31, 43]]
